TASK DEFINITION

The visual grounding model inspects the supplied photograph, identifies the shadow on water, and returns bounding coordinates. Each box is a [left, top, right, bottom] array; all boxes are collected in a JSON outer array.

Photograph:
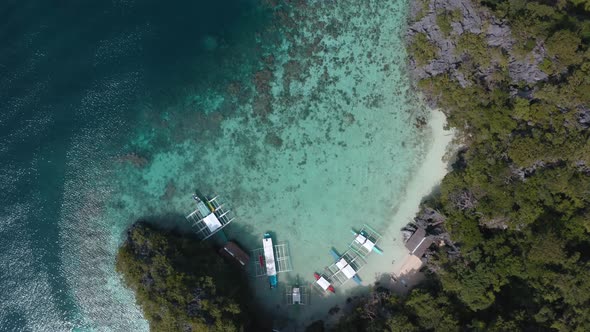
[[133, 212, 190, 233]]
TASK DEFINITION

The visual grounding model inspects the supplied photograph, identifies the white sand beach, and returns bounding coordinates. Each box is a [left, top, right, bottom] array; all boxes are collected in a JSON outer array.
[[357, 109, 455, 286]]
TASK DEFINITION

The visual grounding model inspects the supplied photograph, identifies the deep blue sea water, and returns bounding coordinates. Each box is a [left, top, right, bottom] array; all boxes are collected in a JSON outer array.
[[0, 1, 266, 330]]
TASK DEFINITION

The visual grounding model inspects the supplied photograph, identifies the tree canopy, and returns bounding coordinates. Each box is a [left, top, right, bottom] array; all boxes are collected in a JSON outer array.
[[332, 0, 590, 330], [116, 222, 256, 332]]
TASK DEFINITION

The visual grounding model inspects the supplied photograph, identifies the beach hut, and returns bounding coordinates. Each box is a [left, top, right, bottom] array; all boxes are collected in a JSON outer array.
[[405, 228, 433, 257]]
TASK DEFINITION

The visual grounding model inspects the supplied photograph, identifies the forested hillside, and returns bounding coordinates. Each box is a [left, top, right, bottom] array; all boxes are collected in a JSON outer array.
[[116, 222, 257, 332], [332, 0, 590, 330]]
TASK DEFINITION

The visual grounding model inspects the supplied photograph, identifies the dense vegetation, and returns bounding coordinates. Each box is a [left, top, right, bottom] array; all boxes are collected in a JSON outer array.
[[333, 0, 590, 331], [116, 222, 256, 332]]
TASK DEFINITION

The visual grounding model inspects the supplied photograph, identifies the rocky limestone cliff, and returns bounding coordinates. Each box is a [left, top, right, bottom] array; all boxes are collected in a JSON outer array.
[[407, 0, 547, 87]]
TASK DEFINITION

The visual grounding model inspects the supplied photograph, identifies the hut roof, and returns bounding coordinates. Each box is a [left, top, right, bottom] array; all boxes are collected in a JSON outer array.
[[405, 228, 433, 257], [411, 237, 434, 257], [405, 228, 426, 251]]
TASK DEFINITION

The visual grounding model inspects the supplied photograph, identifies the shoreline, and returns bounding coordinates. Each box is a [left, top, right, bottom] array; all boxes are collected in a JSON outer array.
[[357, 109, 456, 287], [320, 108, 457, 329]]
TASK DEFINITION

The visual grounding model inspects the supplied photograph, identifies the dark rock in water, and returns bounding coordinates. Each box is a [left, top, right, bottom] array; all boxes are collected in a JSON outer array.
[[118, 152, 149, 168], [328, 305, 341, 315], [305, 320, 325, 332], [161, 180, 176, 200], [342, 112, 355, 125], [265, 132, 284, 148]]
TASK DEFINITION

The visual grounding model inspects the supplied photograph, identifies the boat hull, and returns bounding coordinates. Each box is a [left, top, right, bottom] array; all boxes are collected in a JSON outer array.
[[330, 248, 340, 261], [268, 274, 278, 289], [263, 233, 277, 289], [352, 275, 362, 285]]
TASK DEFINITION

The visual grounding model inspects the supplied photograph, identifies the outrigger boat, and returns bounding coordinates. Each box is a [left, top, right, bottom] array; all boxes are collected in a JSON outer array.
[[330, 249, 362, 285], [350, 229, 383, 255], [252, 233, 293, 289], [285, 278, 310, 305], [349, 224, 384, 257], [313, 272, 335, 293], [185, 193, 235, 241], [263, 233, 278, 289]]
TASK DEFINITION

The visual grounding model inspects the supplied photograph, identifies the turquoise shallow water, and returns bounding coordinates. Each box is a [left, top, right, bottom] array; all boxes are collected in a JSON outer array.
[[1, 0, 435, 330]]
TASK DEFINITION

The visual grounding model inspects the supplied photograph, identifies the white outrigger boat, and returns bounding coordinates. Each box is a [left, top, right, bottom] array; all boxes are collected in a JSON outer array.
[[330, 248, 363, 285], [349, 224, 383, 256], [263, 233, 278, 288], [285, 279, 309, 305], [185, 193, 235, 241], [252, 233, 292, 289], [313, 247, 365, 294]]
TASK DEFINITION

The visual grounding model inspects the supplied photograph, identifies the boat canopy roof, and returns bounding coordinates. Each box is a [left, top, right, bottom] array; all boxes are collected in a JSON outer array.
[[203, 213, 222, 232], [292, 287, 301, 303], [336, 258, 348, 270], [316, 276, 331, 290], [355, 233, 376, 251], [186, 194, 235, 241], [355, 234, 367, 244], [349, 224, 383, 257], [336, 258, 357, 279], [362, 239, 375, 252], [263, 238, 277, 276], [341, 264, 357, 279]]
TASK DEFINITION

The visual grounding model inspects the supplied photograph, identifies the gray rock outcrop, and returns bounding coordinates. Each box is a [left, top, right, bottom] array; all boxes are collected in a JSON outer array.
[[407, 0, 548, 86]]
